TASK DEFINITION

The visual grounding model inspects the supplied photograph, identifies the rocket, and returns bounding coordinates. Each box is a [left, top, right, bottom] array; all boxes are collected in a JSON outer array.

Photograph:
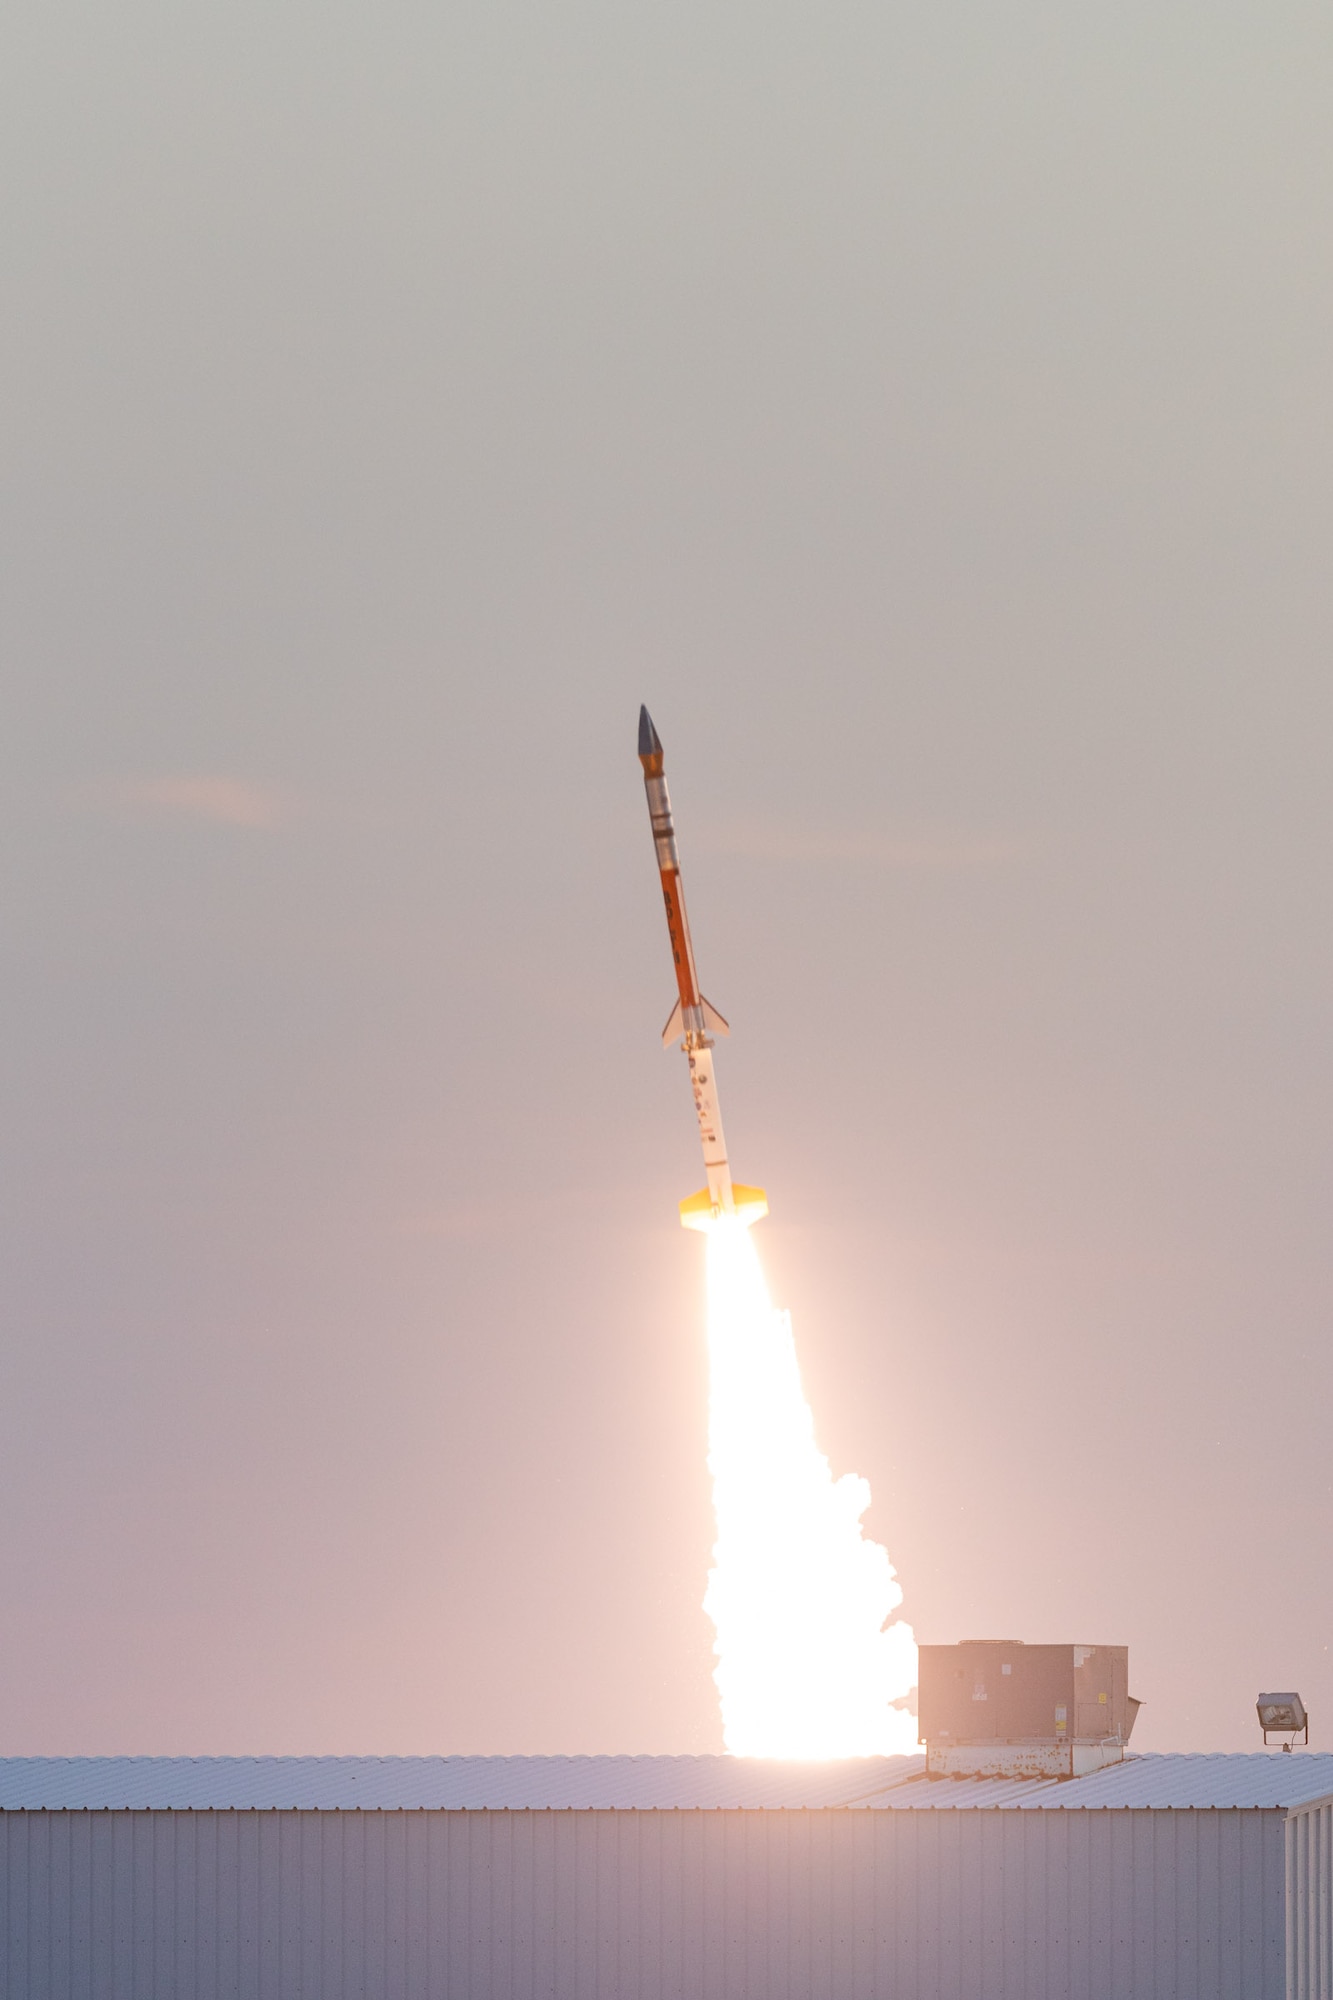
[[638, 706, 768, 1232]]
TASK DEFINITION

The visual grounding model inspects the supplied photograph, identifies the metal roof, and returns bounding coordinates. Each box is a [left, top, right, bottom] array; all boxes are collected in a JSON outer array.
[[865, 1753, 1333, 1811], [0, 1755, 922, 1813], [1, 1751, 1331, 1813]]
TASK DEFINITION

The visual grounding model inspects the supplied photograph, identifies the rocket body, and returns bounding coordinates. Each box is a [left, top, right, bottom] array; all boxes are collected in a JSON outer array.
[[638, 706, 767, 1232]]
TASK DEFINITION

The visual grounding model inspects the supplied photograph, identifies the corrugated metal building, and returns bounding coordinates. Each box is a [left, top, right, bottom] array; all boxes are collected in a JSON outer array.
[[3, 1752, 1332, 1999]]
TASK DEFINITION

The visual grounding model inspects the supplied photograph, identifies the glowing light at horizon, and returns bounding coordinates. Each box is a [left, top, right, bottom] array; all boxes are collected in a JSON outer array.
[[703, 1220, 917, 1758]]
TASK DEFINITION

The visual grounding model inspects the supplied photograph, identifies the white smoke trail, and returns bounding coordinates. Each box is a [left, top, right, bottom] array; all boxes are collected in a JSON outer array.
[[703, 1220, 918, 1758]]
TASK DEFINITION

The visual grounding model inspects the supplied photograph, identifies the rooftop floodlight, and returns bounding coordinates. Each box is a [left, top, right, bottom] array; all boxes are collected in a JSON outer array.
[[1257, 1693, 1309, 1750]]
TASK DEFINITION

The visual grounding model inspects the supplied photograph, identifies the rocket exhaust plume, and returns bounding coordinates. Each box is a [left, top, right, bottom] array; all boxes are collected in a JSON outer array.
[[704, 1221, 918, 1756], [637, 708, 917, 1757]]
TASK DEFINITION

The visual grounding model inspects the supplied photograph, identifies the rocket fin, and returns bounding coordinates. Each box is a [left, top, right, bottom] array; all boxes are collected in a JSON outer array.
[[700, 996, 730, 1036], [661, 996, 729, 1047], [679, 1184, 768, 1231]]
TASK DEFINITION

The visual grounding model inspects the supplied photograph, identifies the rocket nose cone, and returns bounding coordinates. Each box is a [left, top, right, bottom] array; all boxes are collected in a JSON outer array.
[[638, 705, 663, 760]]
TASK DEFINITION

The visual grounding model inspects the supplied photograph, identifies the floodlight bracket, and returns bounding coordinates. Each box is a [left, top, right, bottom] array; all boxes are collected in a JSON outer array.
[[1257, 1694, 1309, 1749]]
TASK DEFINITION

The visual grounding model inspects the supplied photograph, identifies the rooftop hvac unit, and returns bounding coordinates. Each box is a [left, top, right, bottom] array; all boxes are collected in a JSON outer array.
[[918, 1641, 1141, 1779]]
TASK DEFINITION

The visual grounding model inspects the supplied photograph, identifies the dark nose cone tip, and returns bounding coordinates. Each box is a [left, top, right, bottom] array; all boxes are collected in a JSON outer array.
[[638, 705, 663, 761]]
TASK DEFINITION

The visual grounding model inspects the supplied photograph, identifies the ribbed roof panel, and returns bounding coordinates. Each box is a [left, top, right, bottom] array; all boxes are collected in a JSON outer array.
[[863, 1753, 1333, 1811], [0, 1754, 921, 1812], [2, 1751, 1331, 1813]]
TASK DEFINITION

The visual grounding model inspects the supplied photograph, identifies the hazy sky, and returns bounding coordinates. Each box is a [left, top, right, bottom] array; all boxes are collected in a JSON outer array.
[[3, 1, 1331, 1755]]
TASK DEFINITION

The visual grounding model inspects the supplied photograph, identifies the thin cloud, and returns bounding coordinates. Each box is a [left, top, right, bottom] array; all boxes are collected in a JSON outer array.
[[106, 776, 286, 829], [708, 820, 1029, 870], [398, 1184, 646, 1239], [399, 1202, 499, 1241]]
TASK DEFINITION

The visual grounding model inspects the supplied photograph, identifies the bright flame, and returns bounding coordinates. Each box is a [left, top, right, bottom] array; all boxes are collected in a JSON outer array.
[[702, 1218, 918, 1757]]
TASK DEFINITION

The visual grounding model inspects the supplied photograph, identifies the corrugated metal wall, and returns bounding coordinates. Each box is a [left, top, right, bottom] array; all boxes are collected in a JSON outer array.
[[1288, 1800, 1333, 2000], [1, 1805, 1286, 2000]]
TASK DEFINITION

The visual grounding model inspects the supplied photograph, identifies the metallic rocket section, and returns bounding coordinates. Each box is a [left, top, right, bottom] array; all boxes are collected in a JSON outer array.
[[638, 706, 768, 1231]]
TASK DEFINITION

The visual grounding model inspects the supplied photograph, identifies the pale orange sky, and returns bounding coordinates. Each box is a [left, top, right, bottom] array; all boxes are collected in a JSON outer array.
[[2, 0, 1331, 1755]]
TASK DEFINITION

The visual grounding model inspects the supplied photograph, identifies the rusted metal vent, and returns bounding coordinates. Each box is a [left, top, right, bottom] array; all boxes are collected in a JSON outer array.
[[918, 1641, 1141, 1779]]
